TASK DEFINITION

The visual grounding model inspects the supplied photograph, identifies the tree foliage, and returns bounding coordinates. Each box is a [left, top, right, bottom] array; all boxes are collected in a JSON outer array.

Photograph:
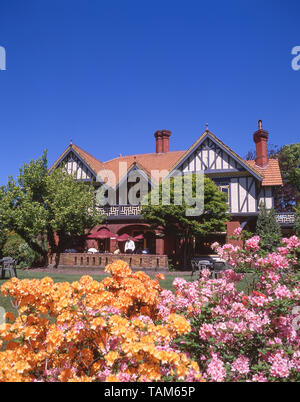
[[275, 143, 300, 211], [0, 152, 49, 261], [2, 232, 37, 268], [0, 152, 104, 267], [245, 142, 300, 211], [256, 203, 281, 251], [278, 143, 300, 192], [142, 175, 229, 266]]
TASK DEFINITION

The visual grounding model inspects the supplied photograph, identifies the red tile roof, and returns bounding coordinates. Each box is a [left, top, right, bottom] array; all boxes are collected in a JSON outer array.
[[71, 144, 105, 174], [50, 141, 283, 187], [101, 151, 186, 184], [246, 159, 283, 186]]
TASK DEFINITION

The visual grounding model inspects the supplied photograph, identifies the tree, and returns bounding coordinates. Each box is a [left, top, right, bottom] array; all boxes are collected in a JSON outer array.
[[0, 152, 50, 262], [245, 142, 300, 211], [0, 152, 104, 267], [275, 143, 300, 211], [0, 226, 8, 258], [45, 168, 104, 267], [256, 203, 281, 251], [244, 144, 280, 161], [278, 143, 300, 192], [141, 174, 229, 268]]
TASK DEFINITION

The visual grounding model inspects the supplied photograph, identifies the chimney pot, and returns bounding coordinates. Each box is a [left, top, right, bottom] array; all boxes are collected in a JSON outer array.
[[155, 130, 171, 153], [154, 131, 163, 153], [161, 130, 171, 153]]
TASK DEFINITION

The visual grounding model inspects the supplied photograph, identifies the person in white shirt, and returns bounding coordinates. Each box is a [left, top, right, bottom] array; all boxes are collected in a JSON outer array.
[[87, 248, 98, 254], [125, 239, 135, 254], [114, 247, 121, 255]]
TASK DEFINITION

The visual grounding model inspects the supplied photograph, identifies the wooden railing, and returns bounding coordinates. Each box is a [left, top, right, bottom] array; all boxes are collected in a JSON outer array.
[[275, 212, 296, 226], [96, 205, 142, 217]]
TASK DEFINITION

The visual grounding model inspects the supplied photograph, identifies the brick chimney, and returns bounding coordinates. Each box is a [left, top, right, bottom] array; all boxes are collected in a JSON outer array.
[[253, 120, 269, 167], [154, 131, 163, 153], [154, 129, 171, 153]]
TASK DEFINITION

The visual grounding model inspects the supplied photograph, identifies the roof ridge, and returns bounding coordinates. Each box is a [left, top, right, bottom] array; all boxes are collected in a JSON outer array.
[[103, 150, 186, 163], [72, 143, 103, 165]]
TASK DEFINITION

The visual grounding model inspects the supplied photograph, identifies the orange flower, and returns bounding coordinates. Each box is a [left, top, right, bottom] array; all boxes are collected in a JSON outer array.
[[0, 259, 202, 383], [5, 312, 15, 323], [155, 273, 165, 280]]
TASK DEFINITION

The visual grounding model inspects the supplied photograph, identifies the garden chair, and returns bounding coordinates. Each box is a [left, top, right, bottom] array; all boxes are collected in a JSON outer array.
[[191, 258, 213, 277], [210, 260, 230, 279], [0, 257, 17, 279]]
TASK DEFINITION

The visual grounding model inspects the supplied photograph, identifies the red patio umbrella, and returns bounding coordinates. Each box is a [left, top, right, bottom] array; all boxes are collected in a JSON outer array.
[[116, 233, 134, 242], [87, 228, 116, 239], [133, 234, 144, 241]]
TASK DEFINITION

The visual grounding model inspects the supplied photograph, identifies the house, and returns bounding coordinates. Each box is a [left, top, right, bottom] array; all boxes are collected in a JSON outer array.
[[50, 121, 286, 260]]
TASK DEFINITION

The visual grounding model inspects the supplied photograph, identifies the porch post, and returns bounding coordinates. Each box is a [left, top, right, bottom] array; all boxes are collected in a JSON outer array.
[[156, 237, 164, 255]]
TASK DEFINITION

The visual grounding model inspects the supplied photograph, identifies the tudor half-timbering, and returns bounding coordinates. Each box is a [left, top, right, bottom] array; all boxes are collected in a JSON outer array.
[[49, 121, 286, 259]]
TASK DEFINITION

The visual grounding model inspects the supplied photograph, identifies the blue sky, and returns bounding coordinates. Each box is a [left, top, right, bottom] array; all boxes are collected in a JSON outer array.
[[0, 0, 299, 185]]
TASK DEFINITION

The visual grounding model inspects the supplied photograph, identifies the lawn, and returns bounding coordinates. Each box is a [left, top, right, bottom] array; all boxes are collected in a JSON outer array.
[[0, 270, 253, 317]]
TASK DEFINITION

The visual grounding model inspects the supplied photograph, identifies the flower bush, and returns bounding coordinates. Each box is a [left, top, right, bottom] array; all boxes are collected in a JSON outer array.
[[1, 234, 300, 383], [0, 260, 202, 382], [158, 234, 300, 382]]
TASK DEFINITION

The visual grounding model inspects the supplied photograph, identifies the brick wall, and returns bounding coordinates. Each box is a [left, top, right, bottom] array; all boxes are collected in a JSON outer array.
[[49, 253, 169, 270], [226, 221, 243, 247]]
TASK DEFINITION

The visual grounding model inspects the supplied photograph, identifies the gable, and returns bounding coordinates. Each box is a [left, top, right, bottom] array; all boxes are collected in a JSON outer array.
[[51, 149, 96, 181], [169, 131, 263, 181], [117, 162, 154, 189], [180, 136, 246, 172]]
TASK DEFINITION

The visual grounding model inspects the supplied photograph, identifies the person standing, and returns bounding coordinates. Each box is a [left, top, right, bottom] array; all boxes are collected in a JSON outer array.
[[125, 238, 135, 254]]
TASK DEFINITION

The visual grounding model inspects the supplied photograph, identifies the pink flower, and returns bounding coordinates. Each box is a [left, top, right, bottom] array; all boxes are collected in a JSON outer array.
[[211, 242, 220, 250], [245, 236, 260, 251], [207, 354, 227, 382], [269, 353, 290, 378], [233, 227, 242, 236], [231, 356, 250, 375], [252, 373, 268, 382]]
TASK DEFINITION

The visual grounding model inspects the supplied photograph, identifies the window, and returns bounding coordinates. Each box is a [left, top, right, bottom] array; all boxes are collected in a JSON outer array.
[[219, 185, 230, 205]]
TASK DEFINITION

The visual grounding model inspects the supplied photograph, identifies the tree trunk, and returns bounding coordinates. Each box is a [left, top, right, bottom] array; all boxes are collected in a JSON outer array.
[[183, 233, 189, 270], [47, 229, 59, 268], [54, 232, 69, 268]]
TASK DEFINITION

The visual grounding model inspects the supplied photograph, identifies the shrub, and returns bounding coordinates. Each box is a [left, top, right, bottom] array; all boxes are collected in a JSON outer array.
[[0, 260, 202, 382], [158, 235, 300, 382], [2, 232, 36, 268]]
